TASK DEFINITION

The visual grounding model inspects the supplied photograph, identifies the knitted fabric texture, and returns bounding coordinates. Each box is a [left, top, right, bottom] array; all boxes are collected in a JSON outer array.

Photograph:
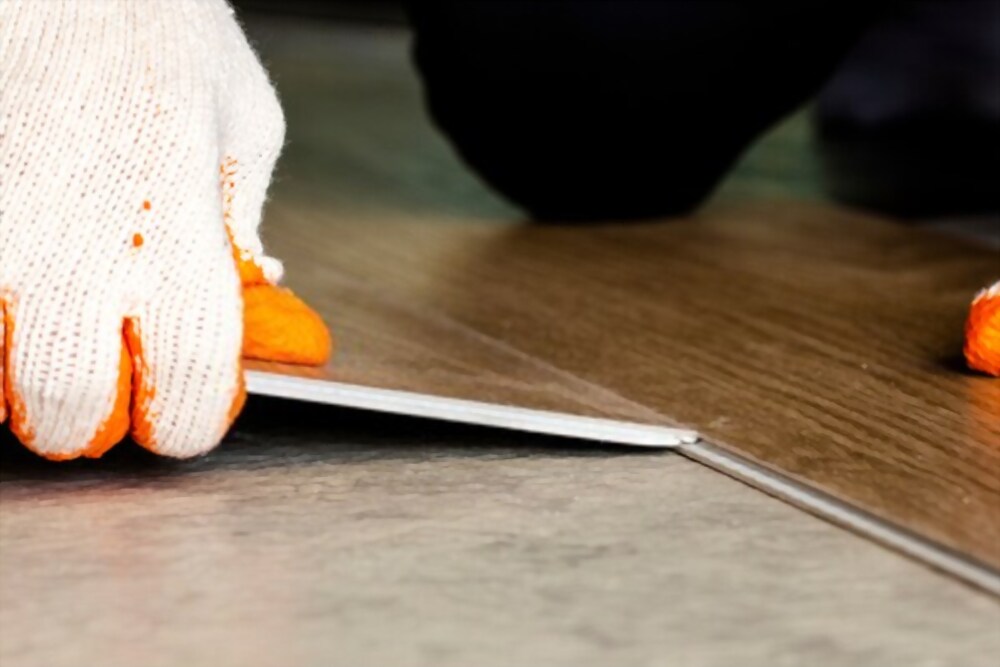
[[1, 0, 330, 461]]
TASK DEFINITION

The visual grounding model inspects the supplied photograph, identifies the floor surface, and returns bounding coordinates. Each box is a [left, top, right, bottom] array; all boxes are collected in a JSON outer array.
[[0, 15, 997, 667], [1, 400, 998, 667], [249, 19, 1000, 571]]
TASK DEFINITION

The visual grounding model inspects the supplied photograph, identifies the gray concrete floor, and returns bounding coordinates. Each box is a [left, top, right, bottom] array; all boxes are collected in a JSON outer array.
[[1, 398, 998, 667]]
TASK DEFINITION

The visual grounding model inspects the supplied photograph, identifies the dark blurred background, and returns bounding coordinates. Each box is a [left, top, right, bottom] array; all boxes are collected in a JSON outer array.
[[229, 0, 999, 227], [233, 0, 405, 23]]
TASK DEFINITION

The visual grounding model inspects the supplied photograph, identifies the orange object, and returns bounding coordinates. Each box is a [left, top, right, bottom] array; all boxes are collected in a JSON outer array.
[[76, 342, 132, 459], [1, 301, 126, 460], [1, 301, 29, 443], [123, 318, 157, 452], [242, 284, 332, 365], [0, 303, 8, 426], [221, 155, 333, 366], [228, 245, 333, 365], [233, 247, 268, 286], [965, 283, 1000, 377], [1, 312, 243, 461], [1, 154, 331, 461]]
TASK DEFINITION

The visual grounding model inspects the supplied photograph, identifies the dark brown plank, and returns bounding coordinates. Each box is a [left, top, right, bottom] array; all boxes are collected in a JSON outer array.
[[244, 17, 1000, 568], [261, 196, 1000, 569], [247, 270, 669, 424]]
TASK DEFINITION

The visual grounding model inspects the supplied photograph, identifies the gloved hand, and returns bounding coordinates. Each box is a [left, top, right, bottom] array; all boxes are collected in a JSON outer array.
[[0, 0, 330, 461], [966, 281, 1000, 377]]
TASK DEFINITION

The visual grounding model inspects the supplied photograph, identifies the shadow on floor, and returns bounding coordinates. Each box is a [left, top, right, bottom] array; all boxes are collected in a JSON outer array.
[[0, 396, 663, 483]]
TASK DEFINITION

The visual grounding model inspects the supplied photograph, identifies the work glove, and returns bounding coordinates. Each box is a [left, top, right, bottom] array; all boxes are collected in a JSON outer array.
[[0, 0, 330, 461], [966, 281, 999, 377]]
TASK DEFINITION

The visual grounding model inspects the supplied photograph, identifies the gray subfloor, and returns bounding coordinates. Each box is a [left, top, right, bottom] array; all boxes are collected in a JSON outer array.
[[1, 398, 998, 667]]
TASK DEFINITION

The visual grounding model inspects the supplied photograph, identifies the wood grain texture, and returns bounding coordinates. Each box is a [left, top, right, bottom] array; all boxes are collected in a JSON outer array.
[[1, 399, 998, 667], [248, 275, 674, 426], [258, 199, 1000, 571], [244, 19, 1000, 570]]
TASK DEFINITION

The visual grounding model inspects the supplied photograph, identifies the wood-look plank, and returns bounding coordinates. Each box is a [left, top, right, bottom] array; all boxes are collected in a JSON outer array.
[[247, 274, 667, 424], [246, 271, 697, 447], [244, 275, 696, 445], [243, 18, 1000, 570], [260, 198, 1000, 571]]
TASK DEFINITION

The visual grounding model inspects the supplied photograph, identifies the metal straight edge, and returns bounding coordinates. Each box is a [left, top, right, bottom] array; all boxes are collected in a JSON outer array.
[[680, 441, 1000, 597], [245, 370, 700, 448]]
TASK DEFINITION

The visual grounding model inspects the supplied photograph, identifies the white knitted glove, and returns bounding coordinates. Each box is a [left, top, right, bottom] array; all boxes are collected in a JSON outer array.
[[0, 0, 329, 460]]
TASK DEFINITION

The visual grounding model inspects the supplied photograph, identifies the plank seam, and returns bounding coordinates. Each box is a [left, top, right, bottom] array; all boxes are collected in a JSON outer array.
[[680, 441, 1000, 597]]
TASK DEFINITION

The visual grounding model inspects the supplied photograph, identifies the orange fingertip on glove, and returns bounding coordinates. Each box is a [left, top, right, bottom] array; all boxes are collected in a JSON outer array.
[[242, 284, 333, 366], [0, 299, 127, 460], [74, 338, 132, 460], [0, 303, 22, 441], [2, 253, 331, 464], [0, 304, 246, 461], [229, 232, 333, 367], [965, 281, 1000, 377], [2, 0, 330, 463]]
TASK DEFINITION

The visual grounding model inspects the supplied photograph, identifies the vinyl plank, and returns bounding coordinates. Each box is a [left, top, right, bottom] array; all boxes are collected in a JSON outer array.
[[243, 18, 1000, 573], [257, 198, 1000, 573], [246, 271, 696, 446]]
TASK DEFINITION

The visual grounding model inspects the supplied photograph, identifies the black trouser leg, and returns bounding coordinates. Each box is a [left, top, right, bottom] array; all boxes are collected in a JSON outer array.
[[407, 1, 884, 221]]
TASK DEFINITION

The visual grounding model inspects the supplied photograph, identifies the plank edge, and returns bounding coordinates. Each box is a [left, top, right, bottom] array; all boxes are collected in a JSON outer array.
[[245, 370, 699, 448], [680, 441, 1000, 597]]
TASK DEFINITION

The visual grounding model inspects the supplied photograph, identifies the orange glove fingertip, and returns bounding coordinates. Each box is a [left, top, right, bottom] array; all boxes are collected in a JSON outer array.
[[965, 286, 1000, 377], [242, 284, 333, 366], [77, 340, 133, 459]]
